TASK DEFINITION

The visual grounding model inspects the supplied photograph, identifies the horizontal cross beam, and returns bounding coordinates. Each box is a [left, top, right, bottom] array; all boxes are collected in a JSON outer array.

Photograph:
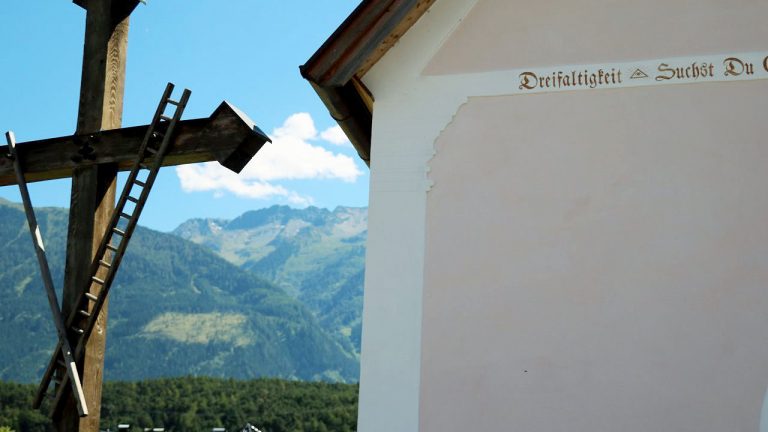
[[0, 102, 270, 187]]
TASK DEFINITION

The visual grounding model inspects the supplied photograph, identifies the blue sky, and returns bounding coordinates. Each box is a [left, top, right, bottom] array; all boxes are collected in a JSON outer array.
[[0, 0, 366, 231]]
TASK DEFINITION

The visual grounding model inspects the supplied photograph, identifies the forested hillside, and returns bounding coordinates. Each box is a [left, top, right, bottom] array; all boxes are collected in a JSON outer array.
[[0, 377, 358, 432], [0, 199, 358, 383], [174, 206, 367, 357]]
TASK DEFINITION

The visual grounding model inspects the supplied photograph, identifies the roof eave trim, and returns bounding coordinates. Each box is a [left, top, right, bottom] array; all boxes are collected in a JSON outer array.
[[302, 0, 422, 87], [308, 81, 372, 166]]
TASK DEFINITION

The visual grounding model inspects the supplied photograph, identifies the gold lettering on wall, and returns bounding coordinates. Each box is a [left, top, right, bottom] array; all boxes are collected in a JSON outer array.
[[656, 62, 714, 81], [519, 72, 538, 90], [724, 58, 755, 76], [512, 51, 768, 94], [518, 69, 622, 91]]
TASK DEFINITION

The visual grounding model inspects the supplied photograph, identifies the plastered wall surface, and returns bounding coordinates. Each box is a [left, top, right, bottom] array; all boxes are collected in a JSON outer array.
[[357, 0, 768, 430], [422, 82, 768, 431], [424, 0, 768, 75]]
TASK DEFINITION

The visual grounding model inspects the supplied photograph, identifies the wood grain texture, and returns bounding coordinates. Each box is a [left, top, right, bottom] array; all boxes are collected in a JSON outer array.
[[34, 1, 266, 427], [0, 103, 269, 187], [55, 2, 127, 430], [47, 3, 268, 429]]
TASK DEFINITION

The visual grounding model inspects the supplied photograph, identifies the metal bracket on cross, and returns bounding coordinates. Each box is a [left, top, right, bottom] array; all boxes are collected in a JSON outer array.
[[5, 131, 90, 417]]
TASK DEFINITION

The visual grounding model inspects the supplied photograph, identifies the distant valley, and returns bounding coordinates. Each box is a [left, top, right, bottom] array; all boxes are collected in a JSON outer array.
[[0, 199, 365, 383]]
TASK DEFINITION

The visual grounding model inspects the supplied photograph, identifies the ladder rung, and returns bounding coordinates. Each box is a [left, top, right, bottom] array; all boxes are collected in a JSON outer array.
[[71, 327, 84, 335], [160, 115, 172, 122], [134, 179, 146, 187], [145, 147, 158, 155], [167, 99, 180, 106], [91, 276, 105, 285], [140, 163, 152, 170], [106, 243, 119, 252], [85, 292, 98, 301], [126, 196, 139, 203], [99, 260, 112, 268], [57, 360, 65, 367], [120, 212, 132, 220], [113, 228, 126, 236], [78, 309, 91, 318]]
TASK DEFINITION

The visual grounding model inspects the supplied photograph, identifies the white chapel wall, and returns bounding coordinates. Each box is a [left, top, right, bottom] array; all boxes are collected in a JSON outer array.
[[423, 84, 768, 431], [424, 0, 768, 75], [360, 0, 768, 431]]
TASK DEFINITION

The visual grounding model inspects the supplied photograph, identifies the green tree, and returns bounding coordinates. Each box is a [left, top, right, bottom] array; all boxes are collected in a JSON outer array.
[[0, 377, 358, 432]]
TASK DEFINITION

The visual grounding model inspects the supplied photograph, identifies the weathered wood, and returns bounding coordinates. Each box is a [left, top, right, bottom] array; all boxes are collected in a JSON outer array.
[[306, 81, 371, 164], [7, 131, 89, 417], [55, 1, 129, 430], [5, 2, 269, 429], [0, 103, 269, 187], [299, 0, 436, 167], [46, 86, 193, 417]]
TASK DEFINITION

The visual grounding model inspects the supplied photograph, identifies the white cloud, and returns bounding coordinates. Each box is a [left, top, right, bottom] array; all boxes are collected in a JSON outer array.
[[176, 163, 308, 202], [176, 112, 362, 203], [320, 125, 351, 146], [274, 112, 317, 141]]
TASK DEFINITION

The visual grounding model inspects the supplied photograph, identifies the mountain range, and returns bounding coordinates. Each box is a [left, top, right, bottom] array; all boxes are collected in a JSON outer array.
[[174, 205, 366, 357], [0, 199, 366, 383]]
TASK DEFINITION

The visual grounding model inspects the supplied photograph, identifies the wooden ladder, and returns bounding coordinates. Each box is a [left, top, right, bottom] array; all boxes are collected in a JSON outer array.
[[31, 83, 191, 416]]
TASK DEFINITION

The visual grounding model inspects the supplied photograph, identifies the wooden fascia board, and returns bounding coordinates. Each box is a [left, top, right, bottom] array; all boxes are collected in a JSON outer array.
[[302, 0, 398, 86], [309, 81, 373, 166], [302, 0, 434, 87], [355, 0, 436, 77], [301, 0, 435, 165]]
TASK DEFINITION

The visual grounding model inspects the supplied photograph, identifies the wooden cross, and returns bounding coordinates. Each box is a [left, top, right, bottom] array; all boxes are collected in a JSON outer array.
[[1, 2, 269, 431]]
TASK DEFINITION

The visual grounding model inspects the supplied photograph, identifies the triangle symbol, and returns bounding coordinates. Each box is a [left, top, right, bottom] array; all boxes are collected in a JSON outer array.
[[630, 68, 649, 79]]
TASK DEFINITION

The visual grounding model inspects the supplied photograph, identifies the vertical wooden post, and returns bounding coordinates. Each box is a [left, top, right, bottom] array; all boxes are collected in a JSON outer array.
[[54, 1, 133, 430]]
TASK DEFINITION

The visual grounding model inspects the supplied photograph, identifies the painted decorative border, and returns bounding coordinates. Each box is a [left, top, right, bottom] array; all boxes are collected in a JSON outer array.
[[512, 51, 768, 95]]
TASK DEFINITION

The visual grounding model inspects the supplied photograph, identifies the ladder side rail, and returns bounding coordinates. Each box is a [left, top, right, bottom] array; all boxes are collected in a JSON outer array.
[[35, 82, 179, 408], [6, 132, 89, 417], [48, 86, 191, 416], [71, 81, 175, 327], [32, 340, 61, 408], [75, 87, 191, 351], [91, 81, 175, 263], [32, 103, 159, 407], [121, 82, 174, 186], [49, 80, 176, 360]]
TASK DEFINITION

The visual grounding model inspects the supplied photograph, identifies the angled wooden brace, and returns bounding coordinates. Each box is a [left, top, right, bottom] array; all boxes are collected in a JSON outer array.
[[5, 131, 89, 417]]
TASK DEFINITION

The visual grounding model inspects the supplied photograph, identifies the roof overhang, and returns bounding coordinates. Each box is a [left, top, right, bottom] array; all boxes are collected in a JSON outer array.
[[300, 0, 436, 166]]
